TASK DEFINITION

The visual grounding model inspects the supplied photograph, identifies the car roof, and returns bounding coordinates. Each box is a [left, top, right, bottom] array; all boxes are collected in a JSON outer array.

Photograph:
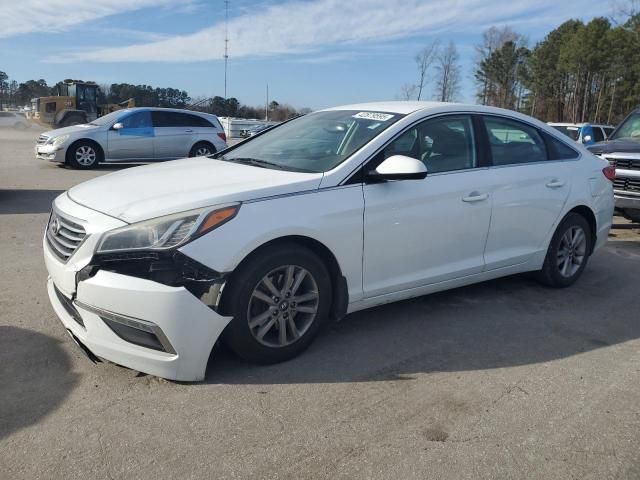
[[548, 122, 585, 127], [121, 107, 218, 118], [321, 101, 556, 122], [323, 101, 460, 115]]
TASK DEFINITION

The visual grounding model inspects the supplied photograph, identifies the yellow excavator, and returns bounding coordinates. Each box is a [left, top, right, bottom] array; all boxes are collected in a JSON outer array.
[[31, 80, 135, 128]]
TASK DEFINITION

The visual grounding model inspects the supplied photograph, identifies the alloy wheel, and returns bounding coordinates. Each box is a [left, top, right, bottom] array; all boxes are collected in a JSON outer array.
[[557, 226, 587, 278], [75, 145, 97, 166], [247, 265, 320, 348], [195, 146, 211, 156]]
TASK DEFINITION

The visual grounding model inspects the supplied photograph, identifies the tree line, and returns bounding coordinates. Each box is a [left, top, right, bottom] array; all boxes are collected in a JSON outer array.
[[0, 74, 307, 120], [188, 96, 309, 121], [404, 4, 640, 124]]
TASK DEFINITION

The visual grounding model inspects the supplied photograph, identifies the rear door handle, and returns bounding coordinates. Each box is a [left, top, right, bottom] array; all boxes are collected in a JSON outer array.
[[462, 192, 489, 203], [546, 179, 565, 188]]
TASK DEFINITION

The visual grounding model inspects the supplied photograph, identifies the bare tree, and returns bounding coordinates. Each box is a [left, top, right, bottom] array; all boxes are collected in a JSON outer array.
[[399, 83, 418, 101], [474, 26, 527, 104], [435, 41, 461, 102], [611, 0, 640, 20], [610, 0, 640, 40], [414, 40, 440, 100]]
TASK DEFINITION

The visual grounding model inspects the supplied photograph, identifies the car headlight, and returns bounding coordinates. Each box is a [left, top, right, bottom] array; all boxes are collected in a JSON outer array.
[[48, 135, 69, 147], [96, 204, 240, 253]]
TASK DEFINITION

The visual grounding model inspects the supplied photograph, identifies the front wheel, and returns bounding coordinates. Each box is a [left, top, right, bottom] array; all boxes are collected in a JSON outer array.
[[67, 141, 101, 169], [223, 244, 332, 364], [536, 213, 592, 288]]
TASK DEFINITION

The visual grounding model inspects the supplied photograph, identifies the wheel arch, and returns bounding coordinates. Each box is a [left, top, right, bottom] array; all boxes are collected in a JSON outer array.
[[220, 235, 349, 321], [566, 205, 597, 255], [189, 140, 216, 156], [55, 109, 87, 126], [65, 138, 105, 165]]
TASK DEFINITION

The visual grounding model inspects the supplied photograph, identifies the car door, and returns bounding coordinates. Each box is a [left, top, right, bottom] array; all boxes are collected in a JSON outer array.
[[152, 111, 195, 159], [481, 115, 573, 270], [106, 110, 154, 161], [362, 114, 493, 298]]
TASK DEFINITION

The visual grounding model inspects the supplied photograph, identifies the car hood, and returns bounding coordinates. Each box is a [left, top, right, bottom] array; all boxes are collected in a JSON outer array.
[[42, 124, 100, 138], [67, 157, 324, 223], [587, 138, 640, 154]]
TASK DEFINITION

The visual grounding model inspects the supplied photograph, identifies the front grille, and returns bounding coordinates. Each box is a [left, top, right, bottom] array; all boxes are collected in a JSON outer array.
[[53, 285, 84, 327], [603, 155, 640, 171], [37, 134, 49, 145], [613, 176, 640, 193], [46, 210, 87, 262]]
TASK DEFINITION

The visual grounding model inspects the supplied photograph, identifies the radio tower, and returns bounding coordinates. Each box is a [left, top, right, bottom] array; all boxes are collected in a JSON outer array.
[[224, 0, 229, 99]]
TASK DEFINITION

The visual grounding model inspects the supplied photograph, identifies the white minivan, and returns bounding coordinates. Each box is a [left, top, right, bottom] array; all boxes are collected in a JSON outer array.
[[44, 102, 615, 381]]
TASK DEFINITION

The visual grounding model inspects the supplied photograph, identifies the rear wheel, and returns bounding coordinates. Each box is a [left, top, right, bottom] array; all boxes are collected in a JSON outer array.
[[223, 244, 332, 364], [188, 142, 215, 157], [536, 213, 592, 288], [67, 141, 102, 169], [59, 114, 85, 127]]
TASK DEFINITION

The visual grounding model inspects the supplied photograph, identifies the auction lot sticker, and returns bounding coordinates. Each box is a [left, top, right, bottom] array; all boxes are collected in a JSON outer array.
[[353, 112, 395, 121]]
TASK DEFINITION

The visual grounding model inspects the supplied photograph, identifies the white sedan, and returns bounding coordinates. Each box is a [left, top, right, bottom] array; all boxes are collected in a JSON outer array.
[[44, 102, 615, 381]]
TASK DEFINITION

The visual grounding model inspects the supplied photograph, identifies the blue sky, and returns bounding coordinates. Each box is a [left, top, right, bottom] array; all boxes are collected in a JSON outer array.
[[0, 0, 615, 110]]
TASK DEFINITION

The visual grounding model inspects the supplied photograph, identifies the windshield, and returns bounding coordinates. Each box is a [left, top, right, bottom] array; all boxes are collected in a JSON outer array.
[[220, 110, 404, 173], [88, 109, 131, 126], [551, 125, 580, 141], [611, 113, 640, 140]]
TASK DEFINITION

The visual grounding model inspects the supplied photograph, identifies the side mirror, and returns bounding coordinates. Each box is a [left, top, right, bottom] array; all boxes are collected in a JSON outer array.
[[112, 122, 124, 130], [583, 135, 592, 143], [366, 155, 427, 181]]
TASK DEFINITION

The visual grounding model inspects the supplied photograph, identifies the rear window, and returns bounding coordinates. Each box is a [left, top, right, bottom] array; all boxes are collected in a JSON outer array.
[[483, 116, 547, 165], [551, 125, 580, 141], [152, 111, 214, 128], [592, 127, 605, 143], [543, 132, 579, 160]]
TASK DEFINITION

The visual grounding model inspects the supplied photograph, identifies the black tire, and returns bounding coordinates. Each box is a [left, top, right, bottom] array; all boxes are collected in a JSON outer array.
[[67, 140, 102, 169], [188, 142, 215, 157], [536, 212, 592, 288], [223, 243, 332, 364], [59, 114, 85, 127], [623, 209, 640, 224]]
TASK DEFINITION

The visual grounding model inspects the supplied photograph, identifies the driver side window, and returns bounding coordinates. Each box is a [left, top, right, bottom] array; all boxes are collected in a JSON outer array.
[[120, 111, 151, 129], [383, 115, 477, 174]]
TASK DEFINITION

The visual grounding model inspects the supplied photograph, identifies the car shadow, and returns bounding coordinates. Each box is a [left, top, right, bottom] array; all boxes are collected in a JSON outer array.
[[204, 241, 640, 385], [0, 189, 65, 214], [0, 326, 79, 440]]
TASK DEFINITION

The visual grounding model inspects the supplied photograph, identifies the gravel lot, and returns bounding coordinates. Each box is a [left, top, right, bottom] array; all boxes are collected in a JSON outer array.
[[1, 125, 639, 479]]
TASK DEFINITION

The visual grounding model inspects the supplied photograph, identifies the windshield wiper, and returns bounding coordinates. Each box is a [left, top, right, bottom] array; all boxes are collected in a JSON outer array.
[[227, 157, 287, 170]]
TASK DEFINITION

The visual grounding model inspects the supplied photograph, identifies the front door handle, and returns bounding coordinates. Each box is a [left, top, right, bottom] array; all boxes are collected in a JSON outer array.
[[185, 129, 194, 133], [462, 192, 489, 203], [546, 179, 566, 188]]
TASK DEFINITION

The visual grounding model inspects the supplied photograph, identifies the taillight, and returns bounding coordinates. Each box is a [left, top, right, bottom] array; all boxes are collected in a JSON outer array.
[[602, 166, 616, 182], [217, 132, 226, 142]]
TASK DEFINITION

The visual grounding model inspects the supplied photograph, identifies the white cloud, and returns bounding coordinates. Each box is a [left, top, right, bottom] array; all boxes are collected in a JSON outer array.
[[43, 0, 605, 63], [0, 0, 190, 38]]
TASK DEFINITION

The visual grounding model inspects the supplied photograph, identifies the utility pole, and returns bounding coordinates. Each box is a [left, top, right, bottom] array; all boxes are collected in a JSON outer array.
[[224, 0, 229, 99], [265, 84, 269, 121]]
